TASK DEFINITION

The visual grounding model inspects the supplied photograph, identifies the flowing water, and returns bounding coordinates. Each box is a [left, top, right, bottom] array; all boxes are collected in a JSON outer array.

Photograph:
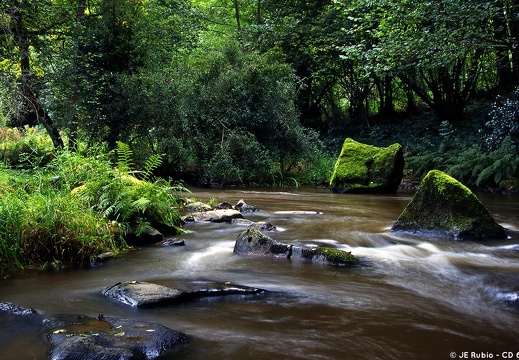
[[1, 188, 519, 360]]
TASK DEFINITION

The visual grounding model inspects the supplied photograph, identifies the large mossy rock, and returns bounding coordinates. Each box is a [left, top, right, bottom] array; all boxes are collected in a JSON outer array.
[[391, 170, 506, 240], [329, 138, 404, 193]]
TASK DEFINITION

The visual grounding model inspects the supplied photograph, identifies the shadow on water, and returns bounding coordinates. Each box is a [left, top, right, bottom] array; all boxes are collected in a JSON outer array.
[[1, 188, 519, 359]]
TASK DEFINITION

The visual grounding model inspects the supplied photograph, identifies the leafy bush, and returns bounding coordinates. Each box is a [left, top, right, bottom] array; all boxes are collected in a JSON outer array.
[[71, 142, 187, 235]]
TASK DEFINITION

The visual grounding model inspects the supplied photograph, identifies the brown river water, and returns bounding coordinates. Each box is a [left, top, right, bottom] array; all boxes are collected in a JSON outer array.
[[1, 188, 519, 360]]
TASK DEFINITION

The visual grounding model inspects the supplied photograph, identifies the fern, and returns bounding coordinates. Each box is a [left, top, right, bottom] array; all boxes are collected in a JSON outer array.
[[141, 153, 164, 182], [116, 141, 134, 174]]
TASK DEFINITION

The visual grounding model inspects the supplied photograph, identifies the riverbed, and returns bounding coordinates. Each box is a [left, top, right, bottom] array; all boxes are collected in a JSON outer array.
[[0, 188, 518, 359]]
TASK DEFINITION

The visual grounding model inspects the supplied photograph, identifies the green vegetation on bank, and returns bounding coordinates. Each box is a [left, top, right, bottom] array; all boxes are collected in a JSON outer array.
[[0, 133, 187, 272]]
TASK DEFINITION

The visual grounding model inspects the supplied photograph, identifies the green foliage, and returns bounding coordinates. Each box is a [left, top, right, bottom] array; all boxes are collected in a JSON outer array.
[[74, 143, 186, 234], [0, 141, 188, 272], [0, 169, 122, 271], [0, 126, 54, 166]]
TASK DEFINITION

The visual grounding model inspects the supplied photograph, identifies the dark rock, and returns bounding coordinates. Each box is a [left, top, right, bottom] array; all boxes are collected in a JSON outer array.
[[234, 227, 357, 266], [233, 226, 291, 257], [158, 239, 186, 246], [43, 314, 187, 360], [253, 221, 277, 231], [124, 227, 164, 246], [0, 301, 37, 316], [235, 199, 258, 213], [329, 138, 404, 193], [101, 281, 186, 308], [182, 281, 264, 299], [391, 170, 507, 240], [182, 209, 243, 223], [216, 202, 233, 209]]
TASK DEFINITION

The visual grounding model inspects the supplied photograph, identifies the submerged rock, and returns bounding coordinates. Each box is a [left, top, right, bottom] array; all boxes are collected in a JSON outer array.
[[391, 170, 506, 240], [102, 280, 264, 308], [43, 314, 187, 360], [329, 138, 404, 193], [234, 226, 357, 266], [0, 301, 37, 316]]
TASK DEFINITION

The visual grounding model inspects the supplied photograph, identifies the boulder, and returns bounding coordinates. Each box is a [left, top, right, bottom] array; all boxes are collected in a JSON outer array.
[[391, 170, 507, 240], [43, 314, 187, 360], [101, 281, 264, 308], [182, 209, 243, 223], [233, 226, 291, 257], [329, 138, 404, 193], [234, 226, 357, 266]]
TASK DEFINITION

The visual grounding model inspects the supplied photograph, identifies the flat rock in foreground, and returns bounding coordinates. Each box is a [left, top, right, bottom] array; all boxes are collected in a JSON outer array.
[[391, 170, 506, 240], [43, 314, 187, 360], [102, 280, 264, 308]]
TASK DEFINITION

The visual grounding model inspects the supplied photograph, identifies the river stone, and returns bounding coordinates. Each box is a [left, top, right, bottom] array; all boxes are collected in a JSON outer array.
[[235, 199, 258, 213], [43, 314, 187, 360], [233, 226, 291, 257], [391, 170, 506, 240], [182, 209, 243, 223], [102, 281, 265, 308], [234, 227, 357, 266], [101, 281, 187, 308], [124, 226, 164, 246], [329, 138, 404, 193], [0, 301, 37, 316]]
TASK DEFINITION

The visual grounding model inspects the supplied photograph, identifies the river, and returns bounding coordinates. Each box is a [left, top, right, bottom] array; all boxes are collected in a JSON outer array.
[[0, 188, 518, 359]]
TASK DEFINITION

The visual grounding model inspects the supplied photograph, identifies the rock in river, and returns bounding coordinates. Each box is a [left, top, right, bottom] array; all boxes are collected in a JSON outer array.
[[43, 314, 187, 360], [102, 280, 265, 308], [391, 170, 507, 240], [329, 138, 404, 193], [234, 226, 357, 266]]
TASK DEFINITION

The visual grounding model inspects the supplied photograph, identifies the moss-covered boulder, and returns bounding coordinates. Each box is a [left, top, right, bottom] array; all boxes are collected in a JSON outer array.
[[329, 138, 404, 193], [391, 170, 506, 240]]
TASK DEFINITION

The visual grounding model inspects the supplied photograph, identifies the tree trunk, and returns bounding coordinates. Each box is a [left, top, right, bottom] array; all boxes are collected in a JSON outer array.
[[10, 1, 64, 149], [232, 0, 241, 31]]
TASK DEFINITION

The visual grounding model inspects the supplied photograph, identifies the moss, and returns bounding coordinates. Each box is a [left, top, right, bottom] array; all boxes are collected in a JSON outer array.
[[314, 247, 357, 266], [329, 138, 404, 193], [392, 170, 506, 240]]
